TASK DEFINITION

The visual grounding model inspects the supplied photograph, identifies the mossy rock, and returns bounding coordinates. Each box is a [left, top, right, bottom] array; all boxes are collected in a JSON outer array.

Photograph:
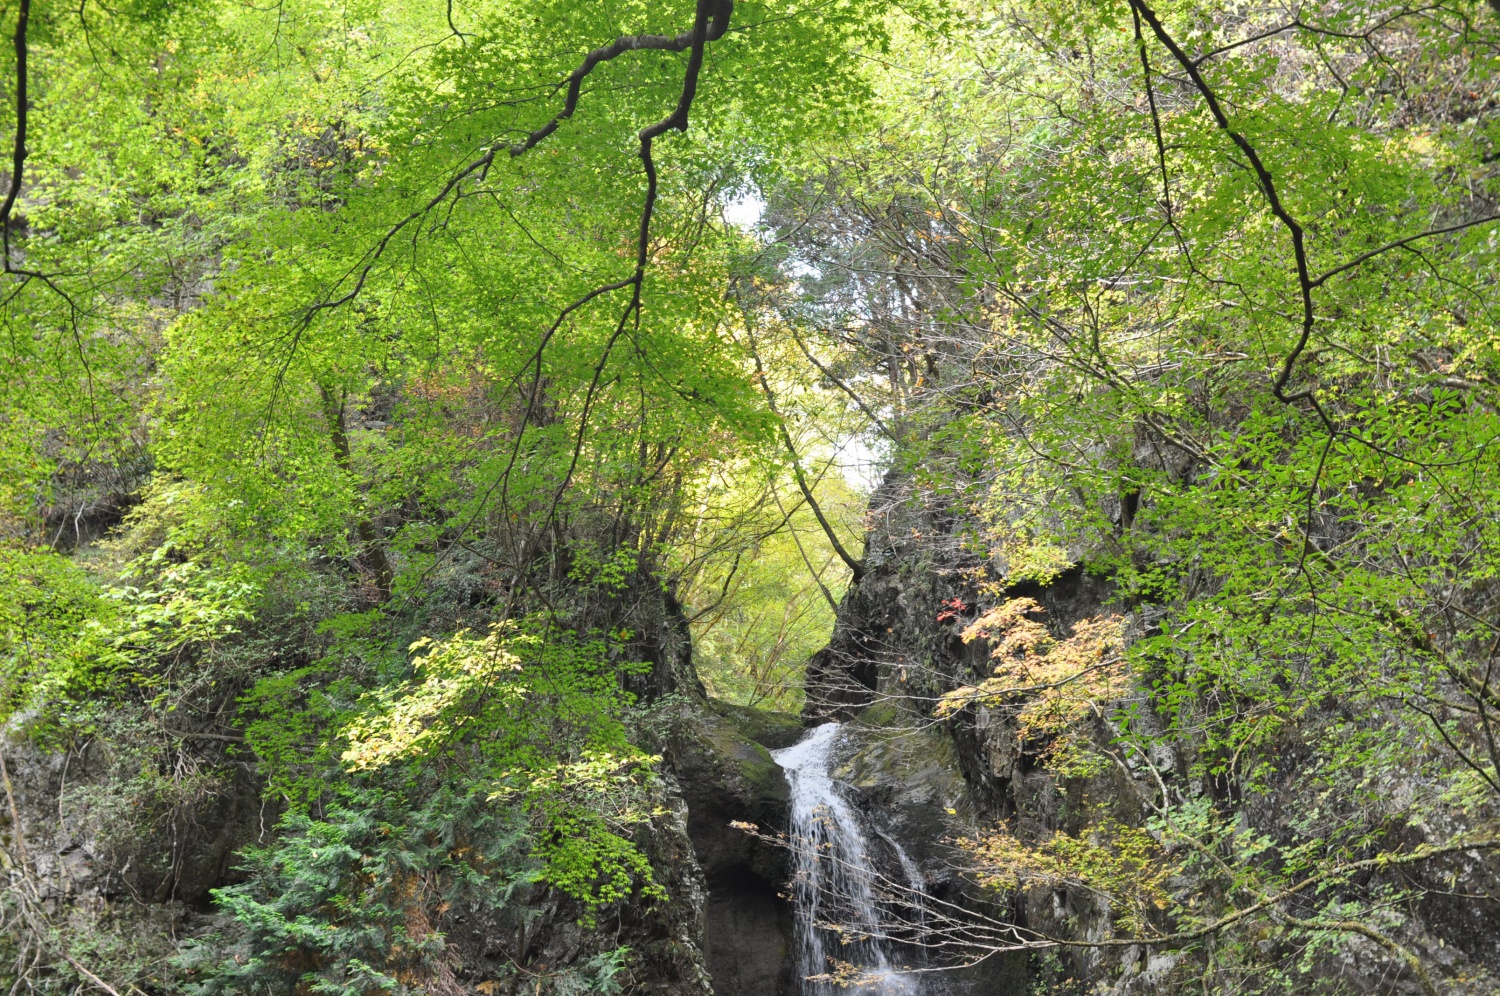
[[854, 699, 904, 729], [662, 698, 791, 889], [697, 709, 789, 805], [707, 699, 805, 750], [838, 719, 965, 807]]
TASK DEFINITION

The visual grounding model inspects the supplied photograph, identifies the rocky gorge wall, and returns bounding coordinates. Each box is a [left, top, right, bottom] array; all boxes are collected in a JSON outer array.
[[11, 469, 1500, 996], [796, 475, 1500, 996], [0, 563, 731, 996]]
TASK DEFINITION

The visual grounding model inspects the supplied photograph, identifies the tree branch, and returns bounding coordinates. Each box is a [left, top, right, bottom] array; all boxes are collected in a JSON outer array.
[[0, 0, 27, 269], [788, 328, 897, 441], [1130, 0, 1329, 422], [744, 328, 865, 584], [1310, 214, 1500, 288], [424, 0, 735, 580]]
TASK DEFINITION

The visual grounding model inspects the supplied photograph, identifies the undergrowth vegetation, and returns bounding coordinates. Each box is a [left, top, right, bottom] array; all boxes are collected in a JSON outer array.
[[2, 0, 1500, 994]]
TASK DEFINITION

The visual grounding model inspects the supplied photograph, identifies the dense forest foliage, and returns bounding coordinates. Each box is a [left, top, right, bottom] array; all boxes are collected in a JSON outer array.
[[1, 0, 1499, 994]]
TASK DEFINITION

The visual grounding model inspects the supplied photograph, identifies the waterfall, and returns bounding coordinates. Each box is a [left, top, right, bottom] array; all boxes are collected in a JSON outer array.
[[772, 723, 922, 995], [879, 829, 928, 942]]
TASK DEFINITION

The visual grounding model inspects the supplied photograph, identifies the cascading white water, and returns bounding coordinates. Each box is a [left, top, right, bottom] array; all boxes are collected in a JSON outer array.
[[772, 723, 921, 995], [880, 829, 928, 941]]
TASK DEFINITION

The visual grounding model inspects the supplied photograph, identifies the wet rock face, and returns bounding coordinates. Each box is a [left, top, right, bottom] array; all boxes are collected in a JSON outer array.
[[826, 714, 1029, 996], [700, 874, 795, 996], [644, 685, 1032, 996], [832, 705, 971, 869]]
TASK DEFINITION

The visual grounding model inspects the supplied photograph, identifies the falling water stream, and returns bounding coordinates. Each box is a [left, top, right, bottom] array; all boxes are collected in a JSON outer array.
[[772, 723, 924, 995]]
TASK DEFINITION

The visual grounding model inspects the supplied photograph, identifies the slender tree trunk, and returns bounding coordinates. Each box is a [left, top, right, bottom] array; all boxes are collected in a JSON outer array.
[[319, 384, 393, 599]]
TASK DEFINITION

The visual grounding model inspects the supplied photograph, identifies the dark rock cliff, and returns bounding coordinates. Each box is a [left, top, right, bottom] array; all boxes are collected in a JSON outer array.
[[654, 700, 802, 996], [0, 573, 806, 996], [800, 474, 1500, 996]]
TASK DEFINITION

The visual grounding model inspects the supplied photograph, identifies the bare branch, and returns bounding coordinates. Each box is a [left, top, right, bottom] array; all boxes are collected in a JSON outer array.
[[1311, 214, 1500, 288]]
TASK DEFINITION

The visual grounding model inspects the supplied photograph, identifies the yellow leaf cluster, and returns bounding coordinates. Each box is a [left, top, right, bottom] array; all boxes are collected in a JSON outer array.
[[957, 818, 1170, 934], [341, 626, 524, 771], [938, 599, 1125, 760]]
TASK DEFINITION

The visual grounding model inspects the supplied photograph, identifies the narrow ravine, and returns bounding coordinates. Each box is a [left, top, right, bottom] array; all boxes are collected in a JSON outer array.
[[772, 723, 922, 995]]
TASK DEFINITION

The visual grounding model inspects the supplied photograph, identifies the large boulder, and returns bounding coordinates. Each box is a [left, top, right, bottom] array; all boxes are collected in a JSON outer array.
[[653, 698, 802, 996]]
